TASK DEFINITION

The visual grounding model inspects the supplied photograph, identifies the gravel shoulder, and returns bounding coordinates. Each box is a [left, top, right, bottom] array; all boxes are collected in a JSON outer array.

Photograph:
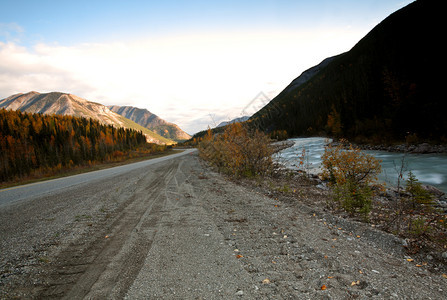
[[1, 151, 446, 299]]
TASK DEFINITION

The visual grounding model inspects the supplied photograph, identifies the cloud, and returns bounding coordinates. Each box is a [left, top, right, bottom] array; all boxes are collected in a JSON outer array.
[[0, 27, 367, 134], [0, 41, 96, 97], [0, 23, 24, 43]]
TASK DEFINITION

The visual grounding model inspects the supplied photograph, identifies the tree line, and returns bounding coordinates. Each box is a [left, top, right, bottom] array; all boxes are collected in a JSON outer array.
[[0, 109, 150, 182]]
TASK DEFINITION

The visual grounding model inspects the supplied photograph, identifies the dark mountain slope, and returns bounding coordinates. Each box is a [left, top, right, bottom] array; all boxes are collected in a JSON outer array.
[[250, 0, 445, 144], [190, 55, 341, 141]]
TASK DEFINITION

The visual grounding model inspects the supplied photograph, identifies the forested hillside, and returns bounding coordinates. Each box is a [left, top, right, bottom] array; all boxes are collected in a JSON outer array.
[[0, 92, 175, 145], [0, 109, 162, 182], [250, 0, 445, 144]]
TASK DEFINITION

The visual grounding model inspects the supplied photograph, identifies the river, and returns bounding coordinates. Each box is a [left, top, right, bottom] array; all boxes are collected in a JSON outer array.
[[275, 137, 447, 194]]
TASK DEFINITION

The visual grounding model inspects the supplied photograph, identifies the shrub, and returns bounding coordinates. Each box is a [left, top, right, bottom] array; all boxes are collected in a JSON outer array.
[[332, 179, 373, 217], [398, 171, 437, 239], [198, 123, 274, 177], [321, 140, 382, 186], [405, 171, 434, 210], [408, 216, 430, 237], [321, 140, 382, 217]]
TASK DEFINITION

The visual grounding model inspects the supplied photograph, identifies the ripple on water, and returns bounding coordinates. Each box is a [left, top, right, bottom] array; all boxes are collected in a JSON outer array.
[[412, 171, 444, 185]]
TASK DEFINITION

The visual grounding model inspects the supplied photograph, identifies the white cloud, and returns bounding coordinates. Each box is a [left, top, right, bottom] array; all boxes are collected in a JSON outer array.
[[0, 27, 367, 134], [0, 23, 24, 43]]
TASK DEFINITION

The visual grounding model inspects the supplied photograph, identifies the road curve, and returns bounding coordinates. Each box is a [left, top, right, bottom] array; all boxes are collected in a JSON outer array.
[[0, 148, 196, 207]]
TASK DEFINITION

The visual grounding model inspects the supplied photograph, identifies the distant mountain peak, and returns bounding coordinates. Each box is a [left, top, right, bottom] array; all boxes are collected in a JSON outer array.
[[108, 105, 191, 142], [216, 116, 250, 128]]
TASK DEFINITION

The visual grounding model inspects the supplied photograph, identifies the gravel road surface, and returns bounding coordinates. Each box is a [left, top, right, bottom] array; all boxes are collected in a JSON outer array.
[[0, 149, 193, 207], [1, 150, 446, 299]]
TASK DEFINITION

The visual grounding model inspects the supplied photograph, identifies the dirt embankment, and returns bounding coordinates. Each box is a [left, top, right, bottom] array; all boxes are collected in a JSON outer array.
[[1, 152, 446, 299]]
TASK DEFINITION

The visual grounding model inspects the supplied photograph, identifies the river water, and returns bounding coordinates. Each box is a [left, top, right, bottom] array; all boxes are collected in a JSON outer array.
[[275, 137, 447, 194]]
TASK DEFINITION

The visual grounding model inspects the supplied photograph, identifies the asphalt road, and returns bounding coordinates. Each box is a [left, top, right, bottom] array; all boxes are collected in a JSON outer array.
[[0, 149, 195, 207]]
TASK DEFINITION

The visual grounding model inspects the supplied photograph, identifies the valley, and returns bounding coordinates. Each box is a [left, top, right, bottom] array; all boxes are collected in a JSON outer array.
[[1, 1, 446, 298]]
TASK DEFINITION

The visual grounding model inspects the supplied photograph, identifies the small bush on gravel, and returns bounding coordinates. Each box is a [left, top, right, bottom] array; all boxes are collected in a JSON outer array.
[[387, 171, 443, 243], [405, 171, 435, 210], [332, 179, 373, 217], [321, 140, 382, 218], [198, 123, 275, 178]]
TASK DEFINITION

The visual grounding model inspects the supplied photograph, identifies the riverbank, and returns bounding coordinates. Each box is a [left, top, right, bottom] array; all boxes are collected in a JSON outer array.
[[275, 138, 447, 210], [237, 165, 447, 273], [277, 137, 447, 195], [271, 140, 295, 153], [355, 142, 447, 154], [272, 138, 447, 262], [226, 160, 447, 297]]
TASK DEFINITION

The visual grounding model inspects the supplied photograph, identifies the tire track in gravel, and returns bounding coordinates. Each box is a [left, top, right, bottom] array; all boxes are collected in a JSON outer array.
[[124, 154, 258, 299], [34, 159, 179, 299]]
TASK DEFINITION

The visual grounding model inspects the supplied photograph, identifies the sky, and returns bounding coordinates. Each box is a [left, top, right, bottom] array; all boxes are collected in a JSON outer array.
[[0, 0, 414, 135]]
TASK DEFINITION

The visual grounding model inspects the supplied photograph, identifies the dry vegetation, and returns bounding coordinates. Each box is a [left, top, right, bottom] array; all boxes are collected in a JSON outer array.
[[198, 123, 275, 178], [320, 141, 447, 254], [198, 129, 447, 262]]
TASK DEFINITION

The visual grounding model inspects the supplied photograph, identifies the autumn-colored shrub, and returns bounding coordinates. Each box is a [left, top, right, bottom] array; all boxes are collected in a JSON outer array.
[[321, 140, 382, 186], [198, 123, 274, 177], [321, 140, 382, 217]]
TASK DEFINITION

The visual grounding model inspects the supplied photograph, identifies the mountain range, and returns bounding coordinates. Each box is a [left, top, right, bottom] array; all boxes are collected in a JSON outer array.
[[216, 116, 250, 128], [249, 0, 444, 144], [108, 106, 191, 141], [0, 92, 186, 144]]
